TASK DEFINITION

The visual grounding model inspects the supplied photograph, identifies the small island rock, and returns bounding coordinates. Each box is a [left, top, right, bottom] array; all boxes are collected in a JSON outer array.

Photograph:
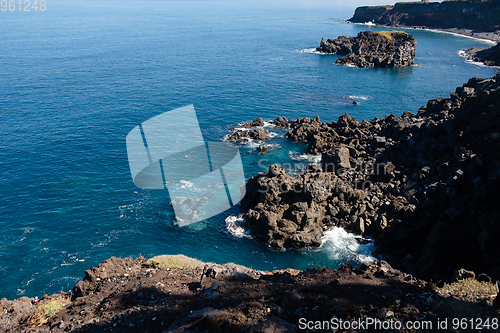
[[317, 31, 417, 68]]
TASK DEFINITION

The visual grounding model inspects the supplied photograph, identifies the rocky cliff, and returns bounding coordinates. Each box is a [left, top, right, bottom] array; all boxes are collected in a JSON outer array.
[[349, 0, 500, 34], [241, 74, 500, 283], [1, 256, 498, 332], [464, 42, 500, 67], [317, 31, 416, 68]]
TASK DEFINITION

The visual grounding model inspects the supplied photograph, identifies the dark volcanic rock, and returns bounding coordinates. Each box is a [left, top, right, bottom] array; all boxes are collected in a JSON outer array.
[[317, 31, 416, 68], [242, 74, 500, 284], [270, 116, 290, 128], [348, 1, 500, 34], [242, 117, 265, 128], [227, 128, 270, 142], [464, 42, 500, 67], [3, 256, 495, 333], [257, 144, 271, 154]]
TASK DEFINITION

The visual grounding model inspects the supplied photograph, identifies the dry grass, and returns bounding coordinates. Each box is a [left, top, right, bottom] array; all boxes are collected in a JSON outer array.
[[377, 30, 408, 41], [27, 296, 70, 327], [148, 254, 206, 269], [441, 278, 497, 297]]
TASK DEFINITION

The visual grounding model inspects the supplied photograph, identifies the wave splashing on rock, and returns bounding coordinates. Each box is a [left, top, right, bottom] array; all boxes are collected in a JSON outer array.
[[319, 227, 376, 265]]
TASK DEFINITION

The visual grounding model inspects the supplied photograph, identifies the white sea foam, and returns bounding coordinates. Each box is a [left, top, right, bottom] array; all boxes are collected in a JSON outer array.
[[289, 151, 321, 164], [459, 50, 500, 68], [245, 139, 260, 149], [423, 28, 497, 44], [180, 180, 195, 189], [225, 215, 252, 239], [319, 227, 376, 264], [300, 48, 323, 54], [348, 95, 372, 101]]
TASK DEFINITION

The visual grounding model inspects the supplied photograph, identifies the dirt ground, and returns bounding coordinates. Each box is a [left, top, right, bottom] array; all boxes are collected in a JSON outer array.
[[1, 256, 498, 332]]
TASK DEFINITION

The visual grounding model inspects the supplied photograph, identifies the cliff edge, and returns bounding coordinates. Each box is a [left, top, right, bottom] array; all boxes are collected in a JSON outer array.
[[1, 256, 498, 332]]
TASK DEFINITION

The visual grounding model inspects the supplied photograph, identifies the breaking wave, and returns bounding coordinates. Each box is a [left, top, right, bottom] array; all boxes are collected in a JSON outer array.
[[225, 215, 252, 239], [320, 227, 376, 264]]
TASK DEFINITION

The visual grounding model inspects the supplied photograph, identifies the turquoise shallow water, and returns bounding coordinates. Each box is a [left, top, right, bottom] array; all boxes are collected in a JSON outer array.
[[0, 0, 498, 299]]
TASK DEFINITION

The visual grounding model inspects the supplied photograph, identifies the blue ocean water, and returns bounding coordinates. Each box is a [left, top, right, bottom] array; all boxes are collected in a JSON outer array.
[[0, 0, 498, 300]]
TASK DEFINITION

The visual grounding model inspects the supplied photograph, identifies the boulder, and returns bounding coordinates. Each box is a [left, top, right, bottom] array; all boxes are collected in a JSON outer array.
[[242, 117, 265, 128], [321, 146, 351, 172], [271, 116, 290, 128]]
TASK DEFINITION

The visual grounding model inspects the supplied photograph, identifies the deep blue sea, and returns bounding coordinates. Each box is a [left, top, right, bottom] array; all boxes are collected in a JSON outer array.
[[0, 0, 498, 300]]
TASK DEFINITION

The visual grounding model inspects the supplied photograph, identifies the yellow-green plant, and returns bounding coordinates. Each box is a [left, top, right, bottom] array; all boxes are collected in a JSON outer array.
[[442, 278, 497, 297], [377, 30, 408, 41], [148, 254, 206, 269], [27, 296, 70, 326]]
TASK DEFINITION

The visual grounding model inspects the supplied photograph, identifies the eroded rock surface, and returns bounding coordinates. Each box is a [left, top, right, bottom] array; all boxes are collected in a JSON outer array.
[[317, 31, 417, 68]]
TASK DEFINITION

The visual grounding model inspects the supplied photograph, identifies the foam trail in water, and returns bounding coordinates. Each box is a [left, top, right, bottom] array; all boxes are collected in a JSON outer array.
[[319, 227, 376, 264], [348, 95, 372, 101]]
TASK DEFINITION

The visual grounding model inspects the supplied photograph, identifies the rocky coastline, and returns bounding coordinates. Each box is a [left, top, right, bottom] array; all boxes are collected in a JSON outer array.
[[2, 255, 498, 332], [348, 0, 500, 43], [317, 31, 416, 68], [464, 42, 500, 67], [238, 74, 500, 285], [3, 77, 500, 333]]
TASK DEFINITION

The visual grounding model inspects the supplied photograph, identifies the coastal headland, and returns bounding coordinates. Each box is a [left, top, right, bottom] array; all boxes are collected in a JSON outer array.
[[348, 0, 500, 42]]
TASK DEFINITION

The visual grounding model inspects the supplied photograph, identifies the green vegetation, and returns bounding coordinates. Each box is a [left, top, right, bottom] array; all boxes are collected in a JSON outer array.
[[442, 278, 497, 297], [27, 296, 70, 326], [376, 30, 408, 41], [148, 254, 206, 269]]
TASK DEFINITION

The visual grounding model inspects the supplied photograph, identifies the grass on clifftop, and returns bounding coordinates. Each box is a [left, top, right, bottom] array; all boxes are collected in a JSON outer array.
[[27, 296, 70, 327], [442, 278, 497, 297], [377, 30, 408, 41], [148, 254, 206, 269]]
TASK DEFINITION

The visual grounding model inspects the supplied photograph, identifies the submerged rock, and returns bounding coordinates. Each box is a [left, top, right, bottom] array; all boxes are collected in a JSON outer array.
[[317, 31, 417, 68]]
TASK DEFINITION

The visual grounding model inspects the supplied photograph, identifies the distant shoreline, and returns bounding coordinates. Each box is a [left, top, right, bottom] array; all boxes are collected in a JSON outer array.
[[350, 22, 500, 44], [348, 21, 500, 44]]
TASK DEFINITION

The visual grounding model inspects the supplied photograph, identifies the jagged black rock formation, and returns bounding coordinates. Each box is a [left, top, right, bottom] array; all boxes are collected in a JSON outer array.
[[242, 74, 500, 283], [464, 42, 500, 67], [317, 31, 416, 68]]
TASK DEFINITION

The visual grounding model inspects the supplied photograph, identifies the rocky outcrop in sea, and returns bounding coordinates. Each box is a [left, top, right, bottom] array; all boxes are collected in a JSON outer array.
[[464, 42, 500, 67], [241, 74, 500, 283], [317, 31, 416, 68]]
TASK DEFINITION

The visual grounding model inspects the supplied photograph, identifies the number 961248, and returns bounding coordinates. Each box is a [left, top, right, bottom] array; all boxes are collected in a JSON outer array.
[[1, 0, 46, 11]]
